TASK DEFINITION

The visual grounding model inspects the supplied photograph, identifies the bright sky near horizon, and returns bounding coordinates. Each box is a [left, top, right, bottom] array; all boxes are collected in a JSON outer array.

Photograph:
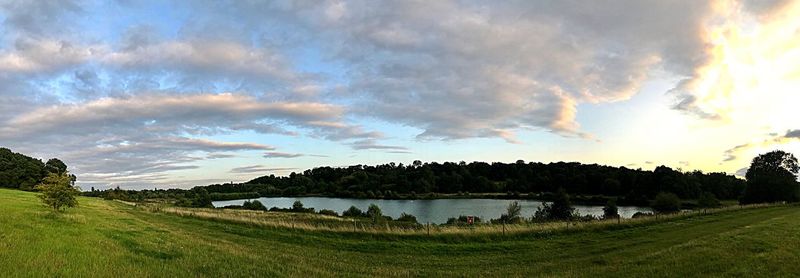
[[1, 0, 799, 190]]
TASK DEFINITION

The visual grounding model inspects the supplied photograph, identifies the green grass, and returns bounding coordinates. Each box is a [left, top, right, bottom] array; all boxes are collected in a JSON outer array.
[[2, 188, 800, 277]]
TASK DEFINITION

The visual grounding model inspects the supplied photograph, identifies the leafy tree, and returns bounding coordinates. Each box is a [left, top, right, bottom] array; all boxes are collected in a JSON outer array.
[[533, 188, 575, 221], [697, 192, 721, 208], [242, 200, 267, 211], [292, 201, 305, 211], [367, 203, 383, 223], [651, 192, 681, 213], [342, 206, 364, 217], [190, 187, 213, 208], [499, 201, 522, 223], [45, 158, 68, 174], [35, 172, 80, 212], [741, 150, 800, 204], [603, 199, 619, 219], [396, 213, 418, 223]]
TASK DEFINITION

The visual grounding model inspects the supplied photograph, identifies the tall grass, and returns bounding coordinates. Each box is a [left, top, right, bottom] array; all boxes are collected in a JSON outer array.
[[144, 202, 782, 236]]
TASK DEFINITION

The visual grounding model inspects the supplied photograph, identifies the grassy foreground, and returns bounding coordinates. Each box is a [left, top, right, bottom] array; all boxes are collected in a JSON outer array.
[[2, 189, 800, 277]]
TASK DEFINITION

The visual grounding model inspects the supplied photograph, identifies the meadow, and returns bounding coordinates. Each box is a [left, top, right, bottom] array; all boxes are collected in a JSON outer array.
[[2, 188, 799, 277]]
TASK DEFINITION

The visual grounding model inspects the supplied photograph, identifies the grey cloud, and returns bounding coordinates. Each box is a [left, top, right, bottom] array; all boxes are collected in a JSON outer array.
[[723, 143, 751, 162], [230, 165, 298, 174], [350, 139, 408, 151], [0, 0, 82, 35], [263, 152, 304, 158], [220, 0, 715, 140], [785, 130, 800, 139]]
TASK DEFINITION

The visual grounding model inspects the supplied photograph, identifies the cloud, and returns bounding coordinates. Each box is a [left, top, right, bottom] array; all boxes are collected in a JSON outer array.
[[263, 152, 304, 158], [723, 143, 752, 162], [722, 129, 800, 163], [785, 129, 800, 139], [670, 1, 800, 119], [229, 0, 714, 141], [230, 165, 298, 174], [0, 93, 381, 188], [349, 139, 409, 151], [1, 0, 794, 188], [0, 93, 347, 139]]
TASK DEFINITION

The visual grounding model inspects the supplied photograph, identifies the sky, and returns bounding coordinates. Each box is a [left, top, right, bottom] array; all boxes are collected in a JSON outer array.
[[1, 0, 799, 190]]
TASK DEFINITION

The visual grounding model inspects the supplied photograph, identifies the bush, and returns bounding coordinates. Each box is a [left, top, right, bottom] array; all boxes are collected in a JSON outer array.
[[35, 172, 80, 212], [497, 201, 523, 223], [446, 215, 482, 225], [651, 192, 681, 213], [242, 200, 267, 211], [697, 192, 721, 208], [396, 212, 418, 223], [342, 206, 365, 217], [533, 188, 575, 221], [603, 199, 620, 219], [319, 209, 338, 216], [367, 203, 383, 223]]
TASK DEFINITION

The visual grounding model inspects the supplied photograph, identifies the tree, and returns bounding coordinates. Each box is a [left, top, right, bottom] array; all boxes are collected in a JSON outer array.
[[651, 192, 681, 213], [45, 158, 68, 175], [292, 200, 305, 211], [342, 206, 364, 217], [190, 187, 212, 208], [242, 200, 267, 211], [533, 188, 575, 221], [397, 213, 418, 223], [366, 203, 383, 223], [741, 150, 800, 204], [500, 201, 522, 223], [35, 172, 80, 212], [603, 199, 619, 219], [697, 192, 721, 208]]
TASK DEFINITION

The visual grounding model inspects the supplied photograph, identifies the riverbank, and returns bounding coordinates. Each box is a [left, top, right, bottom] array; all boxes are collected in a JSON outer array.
[[2, 188, 796, 276]]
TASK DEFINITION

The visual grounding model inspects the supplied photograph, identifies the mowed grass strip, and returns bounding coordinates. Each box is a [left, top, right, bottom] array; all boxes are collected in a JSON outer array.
[[1, 188, 799, 277]]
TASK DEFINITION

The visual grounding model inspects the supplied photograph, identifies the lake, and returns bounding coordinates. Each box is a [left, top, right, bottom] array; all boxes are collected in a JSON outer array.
[[213, 197, 652, 224]]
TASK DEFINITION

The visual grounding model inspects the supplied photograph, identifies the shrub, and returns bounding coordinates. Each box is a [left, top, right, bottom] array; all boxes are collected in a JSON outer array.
[[242, 200, 267, 211], [497, 201, 523, 223], [533, 188, 575, 221], [651, 192, 681, 213], [396, 212, 418, 223], [697, 192, 721, 208], [319, 209, 338, 216], [35, 172, 80, 212], [367, 203, 383, 223], [446, 215, 481, 225], [342, 206, 364, 217], [603, 199, 620, 219]]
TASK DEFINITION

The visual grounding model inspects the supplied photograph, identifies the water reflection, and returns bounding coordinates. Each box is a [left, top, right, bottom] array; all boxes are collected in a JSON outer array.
[[213, 197, 651, 224]]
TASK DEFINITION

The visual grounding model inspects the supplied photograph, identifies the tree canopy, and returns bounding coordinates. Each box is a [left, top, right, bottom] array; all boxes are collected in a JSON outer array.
[[0, 148, 71, 191], [741, 150, 800, 204], [35, 171, 80, 212], [204, 161, 746, 203]]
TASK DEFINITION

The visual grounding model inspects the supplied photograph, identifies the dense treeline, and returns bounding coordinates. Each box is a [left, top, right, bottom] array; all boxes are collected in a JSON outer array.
[[206, 160, 746, 204], [82, 187, 213, 207], [0, 148, 71, 190]]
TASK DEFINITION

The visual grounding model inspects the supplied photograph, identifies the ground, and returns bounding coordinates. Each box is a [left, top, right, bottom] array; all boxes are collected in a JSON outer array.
[[1, 188, 798, 277]]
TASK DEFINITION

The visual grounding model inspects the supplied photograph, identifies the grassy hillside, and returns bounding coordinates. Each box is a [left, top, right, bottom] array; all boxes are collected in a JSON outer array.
[[2, 188, 799, 277]]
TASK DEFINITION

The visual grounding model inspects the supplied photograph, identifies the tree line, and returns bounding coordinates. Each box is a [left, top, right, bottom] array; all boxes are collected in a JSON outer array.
[[0, 148, 73, 190], [204, 160, 746, 204]]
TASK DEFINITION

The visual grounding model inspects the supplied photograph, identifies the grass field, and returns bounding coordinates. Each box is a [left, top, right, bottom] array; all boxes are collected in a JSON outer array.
[[2, 188, 800, 277]]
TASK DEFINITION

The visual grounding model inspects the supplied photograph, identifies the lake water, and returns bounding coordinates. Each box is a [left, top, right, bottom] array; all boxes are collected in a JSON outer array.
[[213, 197, 652, 224]]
